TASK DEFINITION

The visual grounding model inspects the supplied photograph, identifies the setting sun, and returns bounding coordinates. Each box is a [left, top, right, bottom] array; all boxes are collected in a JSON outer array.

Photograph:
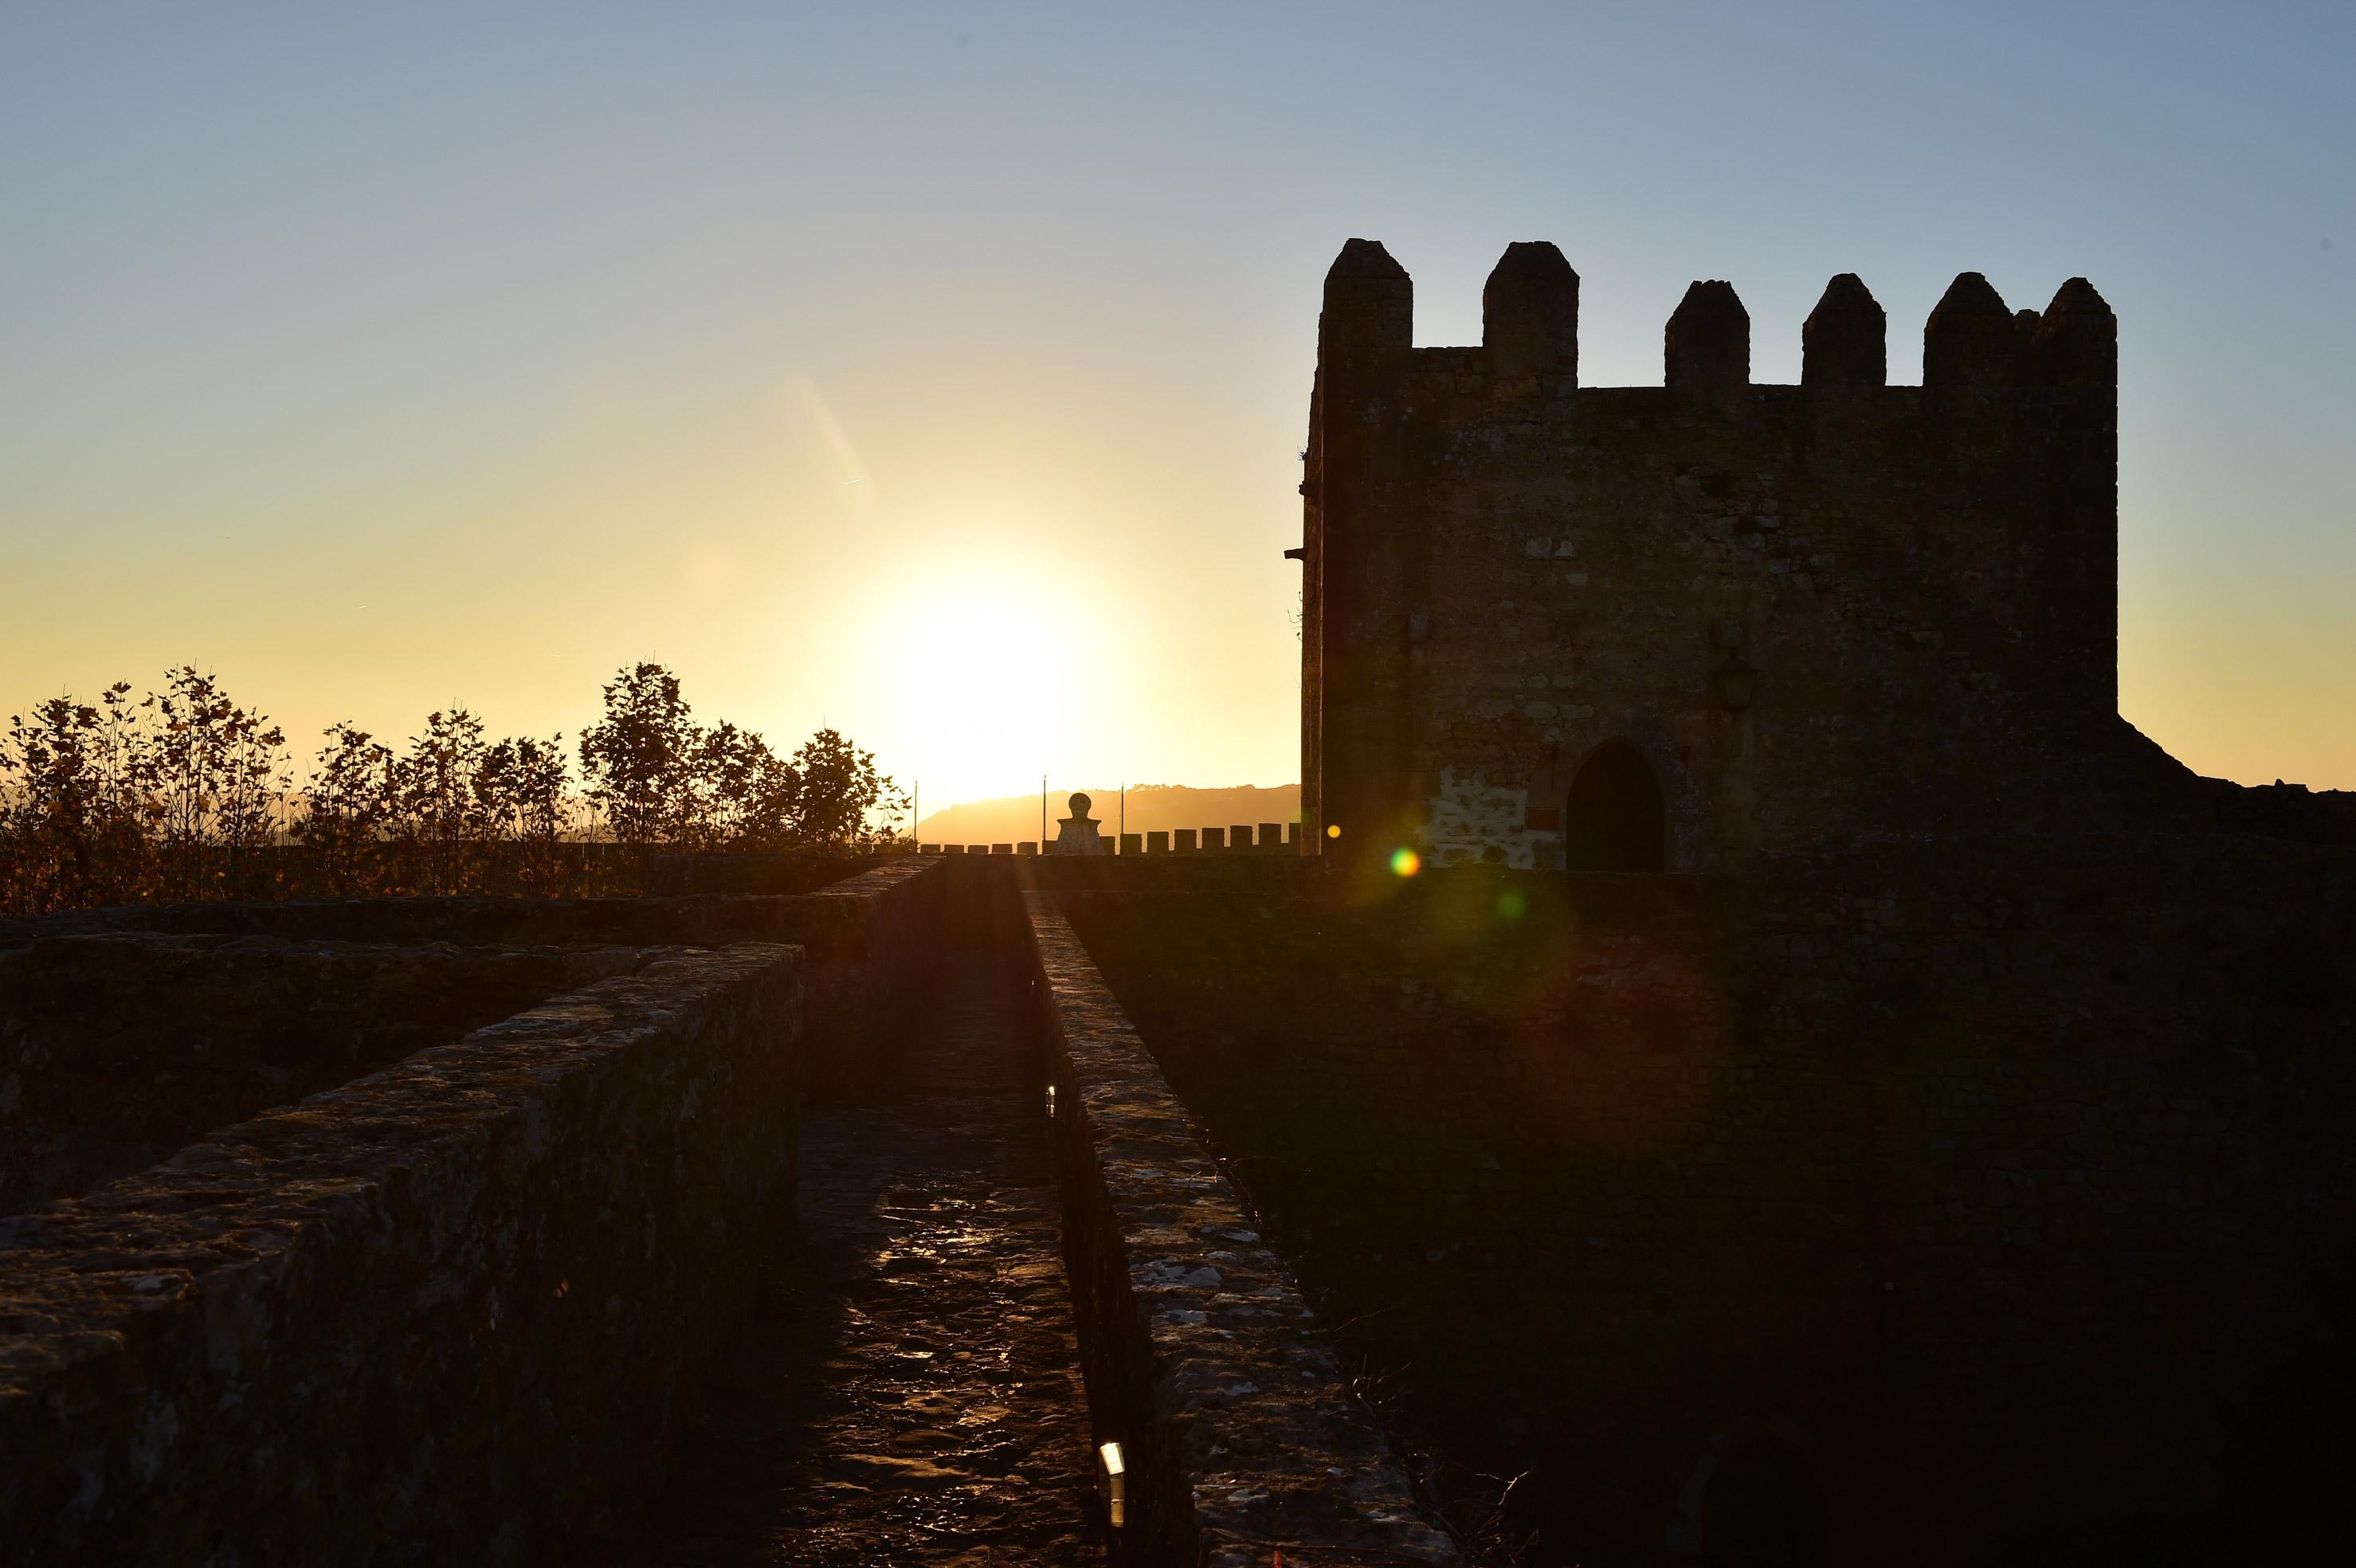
[[868, 567, 1109, 810]]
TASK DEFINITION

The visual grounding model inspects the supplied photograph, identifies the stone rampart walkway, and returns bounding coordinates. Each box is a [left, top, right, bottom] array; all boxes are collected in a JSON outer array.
[[620, 952, 1100, 1565]]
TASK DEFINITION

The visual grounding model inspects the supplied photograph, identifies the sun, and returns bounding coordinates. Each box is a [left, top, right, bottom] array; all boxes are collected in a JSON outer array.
[[880, 575, 1096, 807]]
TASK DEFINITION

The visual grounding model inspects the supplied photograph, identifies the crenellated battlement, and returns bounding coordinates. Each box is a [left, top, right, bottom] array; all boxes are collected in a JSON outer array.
[[1803, 272, 1886, 387], [1318, 237, 2115, 402], [1481, 241, 1580, 379], [1300, 237, 2125, 876]]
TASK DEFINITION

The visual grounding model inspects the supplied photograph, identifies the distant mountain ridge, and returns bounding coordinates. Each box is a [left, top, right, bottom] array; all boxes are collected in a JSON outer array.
[[915, 784, 1301, 848]]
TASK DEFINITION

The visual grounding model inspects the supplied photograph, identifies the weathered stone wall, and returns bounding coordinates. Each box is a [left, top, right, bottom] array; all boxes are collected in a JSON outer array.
[[0, 944, 801, 1564], [784, 858, 951, 1099], [1060, 837, 2356, 1563], [0, 857, 948, 1103], [0, 934, 648, 1214], [646, 847, 890, 896], [1305, 240, 2142, 873], [1018, 884, 1460, 1566]]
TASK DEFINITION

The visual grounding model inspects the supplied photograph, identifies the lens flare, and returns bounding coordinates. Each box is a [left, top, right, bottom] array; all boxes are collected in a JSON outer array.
[[1496, 888, 1527, 921], [1389, 846, 1421, 877], [1326, 823, 1341, 838]]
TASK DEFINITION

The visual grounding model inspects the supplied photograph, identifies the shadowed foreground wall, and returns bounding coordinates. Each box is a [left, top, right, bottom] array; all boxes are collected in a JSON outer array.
[[0, 858, 950, 1563], [1057, 839, 2356, 1565], [0, 946, 799, 1562], [0, 857, 946, 1103], [0, 935, 653, 1215]]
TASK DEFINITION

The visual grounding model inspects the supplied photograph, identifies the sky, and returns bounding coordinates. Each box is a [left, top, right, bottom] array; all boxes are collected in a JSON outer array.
[[4, 2, 2352, 806]]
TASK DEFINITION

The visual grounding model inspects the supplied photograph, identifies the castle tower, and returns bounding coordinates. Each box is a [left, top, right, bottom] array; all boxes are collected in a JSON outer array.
[[1300, 241, 2119, 873]]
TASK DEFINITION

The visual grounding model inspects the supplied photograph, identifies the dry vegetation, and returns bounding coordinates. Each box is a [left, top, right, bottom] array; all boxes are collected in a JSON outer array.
[[0, 661, 904, 915]]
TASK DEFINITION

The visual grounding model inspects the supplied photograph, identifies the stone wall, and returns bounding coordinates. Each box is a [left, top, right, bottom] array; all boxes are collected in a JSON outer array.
[[0, 857, 949, 1560], [1019, 884, 1460, 1566], [784, 858, 951, 1099], [0, 944, 801, 1564], [0, 857, 948, 1103], [646, 848, 889, 896], [0, 934, 649, 1214], [1058, 835, 2356, 1563]]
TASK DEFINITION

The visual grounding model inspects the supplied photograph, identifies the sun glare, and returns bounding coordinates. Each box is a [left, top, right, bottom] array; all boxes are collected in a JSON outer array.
[[879, 574, 1099, 807]]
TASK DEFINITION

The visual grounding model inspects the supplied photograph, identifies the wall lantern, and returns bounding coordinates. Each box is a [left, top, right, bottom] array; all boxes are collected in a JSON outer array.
[[1710, 657, 1758, 712]]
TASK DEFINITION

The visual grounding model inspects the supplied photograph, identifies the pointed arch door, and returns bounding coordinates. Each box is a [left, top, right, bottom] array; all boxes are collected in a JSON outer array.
[[1563, 739, 1665, 872]]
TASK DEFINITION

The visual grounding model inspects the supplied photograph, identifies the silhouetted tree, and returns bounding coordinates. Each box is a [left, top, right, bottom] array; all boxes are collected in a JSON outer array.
[[391, 708, 488, 893], [293, 722, 397, 895], [140, 668, 288, 900], [790, 727, 902, 846], [2, 697, 104, 911], [476, 734, 570, 845], [690, 720, 798, 849], [578, 663, 695, 848]]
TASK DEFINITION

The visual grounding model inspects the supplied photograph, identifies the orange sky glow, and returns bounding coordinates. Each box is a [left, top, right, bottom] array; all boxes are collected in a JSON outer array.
[[4, 6, 2350, 805]]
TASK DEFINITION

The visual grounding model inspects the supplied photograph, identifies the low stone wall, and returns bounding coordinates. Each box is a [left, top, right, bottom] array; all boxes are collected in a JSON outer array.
[[1023, 856, 1319, 893], [0, 870, 926, 951], [646, 848, 890, 896], [0, 934, 649, 1215], [1021, 889, 1459, 1567], [0, 857, 947, 1103], [0, 943, 801, 1564], [779, 858, 949, 1099]]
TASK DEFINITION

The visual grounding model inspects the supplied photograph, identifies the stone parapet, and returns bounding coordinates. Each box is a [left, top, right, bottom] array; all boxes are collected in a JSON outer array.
[[0, 934, 651, 1216], [0, 944, 801, 1563], [1021, 891, 1459, 1567], [0, 858, 947, 1103]]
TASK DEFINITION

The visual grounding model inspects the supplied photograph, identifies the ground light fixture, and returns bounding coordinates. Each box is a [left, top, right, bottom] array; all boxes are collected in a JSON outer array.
[[1097, 1440, 1127, 1527]]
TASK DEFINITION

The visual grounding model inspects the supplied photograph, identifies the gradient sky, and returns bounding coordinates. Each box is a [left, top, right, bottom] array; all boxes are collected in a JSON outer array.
[[5, 2, 2351, 806]]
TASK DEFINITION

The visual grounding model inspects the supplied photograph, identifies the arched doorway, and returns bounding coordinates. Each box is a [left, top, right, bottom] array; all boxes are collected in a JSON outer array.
[[1701, 1435, 1829, 1568], [1563, 739, 1665, 872]]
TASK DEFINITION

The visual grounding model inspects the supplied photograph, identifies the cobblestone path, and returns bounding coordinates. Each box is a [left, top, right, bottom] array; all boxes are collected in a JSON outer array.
[[619, 954, 1101, 1565]]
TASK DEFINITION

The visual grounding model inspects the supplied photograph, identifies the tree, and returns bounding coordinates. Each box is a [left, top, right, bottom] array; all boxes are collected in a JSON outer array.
[[735, 732, 802, 849], [578, 663, 696, 847], [689, 721, 801, 849], [1, 696, 103, 909], [293, 722, 397, 894], [391, 708, 488, 892], [476, 733, 572, 886], [789, 727, 902, 846], [142, 668, 288, 898], [476, 734, 570, 845]]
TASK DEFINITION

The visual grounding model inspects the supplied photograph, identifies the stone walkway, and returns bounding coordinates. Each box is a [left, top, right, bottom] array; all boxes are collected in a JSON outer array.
[[619, 954, 1101, 1566]]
